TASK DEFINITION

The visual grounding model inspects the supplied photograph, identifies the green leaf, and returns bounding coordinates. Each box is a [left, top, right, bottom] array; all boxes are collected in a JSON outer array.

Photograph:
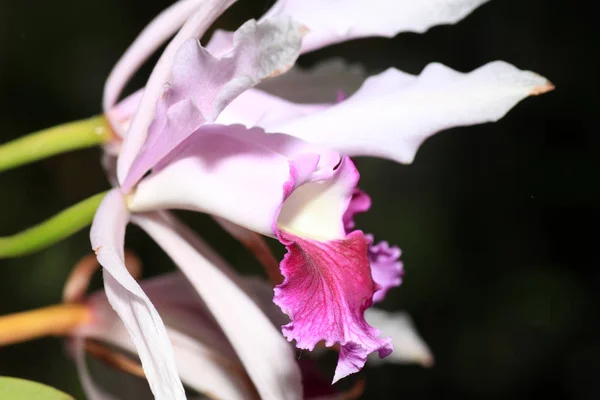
[[0, 377, 73, 400]]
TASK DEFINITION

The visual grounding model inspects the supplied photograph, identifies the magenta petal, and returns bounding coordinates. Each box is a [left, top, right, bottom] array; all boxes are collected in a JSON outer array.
[[274, 230, 392, 383], [366, 234, 404, 303], [342, 189, 372, 232], [341, 189, 402, 302]]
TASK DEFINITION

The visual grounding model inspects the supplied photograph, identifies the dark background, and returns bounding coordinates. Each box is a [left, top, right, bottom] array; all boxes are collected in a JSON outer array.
[[0, 0, 597, 399]]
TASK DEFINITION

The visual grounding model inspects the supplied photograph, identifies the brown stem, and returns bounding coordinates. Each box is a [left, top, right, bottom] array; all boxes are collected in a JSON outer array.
[[85, 340, 146, 379]]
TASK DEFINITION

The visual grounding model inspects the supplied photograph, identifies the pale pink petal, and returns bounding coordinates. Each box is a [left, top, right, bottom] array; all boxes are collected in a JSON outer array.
[[271, 62, 554, 164], [103, 0, 228, 113], [263, 0, 490, 53], [203, 28, 234, 57], [79, 273, 250, 399], [117, 0, 237, 185], [134, 212, 303, 400], [89, 189, 185, 400], [275, 230, 392, 383], [365, 309, 434, 367], [127, 125, 340, 237], [121, 18, 305, 191], [366, 235, 404, 303]]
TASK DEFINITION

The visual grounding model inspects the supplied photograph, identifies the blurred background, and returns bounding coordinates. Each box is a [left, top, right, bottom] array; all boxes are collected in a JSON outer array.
[[0, 0, 597, 398]]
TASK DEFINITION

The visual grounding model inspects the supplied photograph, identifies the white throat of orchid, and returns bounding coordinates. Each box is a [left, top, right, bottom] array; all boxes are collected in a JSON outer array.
[[276, 171, 351, 241]]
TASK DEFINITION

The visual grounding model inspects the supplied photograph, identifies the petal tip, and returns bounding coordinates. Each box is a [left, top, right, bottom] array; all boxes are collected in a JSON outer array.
[[420, 353, 435, 368], [530, 80, 555, 96], [299, 24, 311, 36]]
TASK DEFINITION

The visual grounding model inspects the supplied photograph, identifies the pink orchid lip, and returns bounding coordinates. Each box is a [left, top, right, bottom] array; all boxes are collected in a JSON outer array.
[[274, 229, 393, 383]]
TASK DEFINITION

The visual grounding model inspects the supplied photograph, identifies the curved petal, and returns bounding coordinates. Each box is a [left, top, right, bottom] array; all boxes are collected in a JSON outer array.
[[117, 0, 237, 185], [89, 189, 185, 400], [275, 230, 392, 383], [134, 211, 303, 400], [121, 18, 305, 191], [271, 61, 554, 164], [79, 273, 252, 400], [128, 125, 340, 237], [103, 0, 230, 114], [365, 309, 433, 367], [263, 0, 490, 53]]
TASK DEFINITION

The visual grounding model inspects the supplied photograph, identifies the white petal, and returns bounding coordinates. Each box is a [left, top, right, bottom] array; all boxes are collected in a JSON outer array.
[[134, 212, 303, 400], [90, 189, 185, 400], [263, 0, 490, 53], [116, 0, 236, 185], [271, 61, 554, 164], [365, 308, 433, 367]]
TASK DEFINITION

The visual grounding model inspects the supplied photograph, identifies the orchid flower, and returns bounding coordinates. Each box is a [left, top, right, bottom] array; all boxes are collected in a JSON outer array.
[[91, 0, 553, 394], [0, 0, 553, 398]]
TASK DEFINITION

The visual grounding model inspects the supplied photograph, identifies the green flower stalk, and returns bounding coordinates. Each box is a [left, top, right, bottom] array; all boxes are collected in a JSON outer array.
[[0, 115, 111, 173], [0, 192, 108, 258]]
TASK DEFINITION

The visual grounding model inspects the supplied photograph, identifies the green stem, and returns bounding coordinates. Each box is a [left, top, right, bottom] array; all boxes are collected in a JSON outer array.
[[0, 192, 108, 258], [0, 115, 111, 173]]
